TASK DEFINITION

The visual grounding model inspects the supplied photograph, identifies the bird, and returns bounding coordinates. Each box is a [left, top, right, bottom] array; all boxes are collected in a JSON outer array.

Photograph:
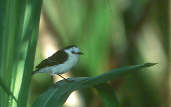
[[32, 45, 83, 80]]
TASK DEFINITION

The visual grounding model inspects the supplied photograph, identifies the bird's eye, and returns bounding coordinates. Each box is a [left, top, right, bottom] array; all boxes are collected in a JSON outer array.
[[72, 51, 75, 54]]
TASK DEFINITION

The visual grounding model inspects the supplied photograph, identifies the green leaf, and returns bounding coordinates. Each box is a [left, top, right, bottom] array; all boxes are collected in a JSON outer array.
[[17, 0, 43, 107], [32, 63, 156, 107]]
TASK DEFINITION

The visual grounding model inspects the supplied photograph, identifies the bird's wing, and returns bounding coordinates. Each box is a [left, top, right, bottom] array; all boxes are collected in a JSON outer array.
[[35, 50, 68, 71]]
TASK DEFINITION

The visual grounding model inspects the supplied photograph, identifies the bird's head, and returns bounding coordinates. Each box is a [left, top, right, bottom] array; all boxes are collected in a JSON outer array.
[[64, 45, 83, 56]]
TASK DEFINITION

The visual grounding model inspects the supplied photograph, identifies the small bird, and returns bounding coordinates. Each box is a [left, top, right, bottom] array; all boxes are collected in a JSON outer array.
[[32, 45, 83, 80]]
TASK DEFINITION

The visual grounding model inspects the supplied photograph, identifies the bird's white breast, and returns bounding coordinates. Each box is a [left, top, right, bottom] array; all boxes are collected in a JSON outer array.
[[52, 53, 79, 74]]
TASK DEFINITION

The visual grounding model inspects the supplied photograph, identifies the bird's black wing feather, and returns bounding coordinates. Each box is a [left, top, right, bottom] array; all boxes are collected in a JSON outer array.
[[34, 50, 68, 72]]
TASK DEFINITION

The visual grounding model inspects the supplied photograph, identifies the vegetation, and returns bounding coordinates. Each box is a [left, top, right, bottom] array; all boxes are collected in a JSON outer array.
[[0, 0, 168, 107]]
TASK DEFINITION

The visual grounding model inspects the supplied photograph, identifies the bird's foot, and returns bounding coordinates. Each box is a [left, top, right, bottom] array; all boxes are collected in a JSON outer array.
[[63, 78, 74, 82]]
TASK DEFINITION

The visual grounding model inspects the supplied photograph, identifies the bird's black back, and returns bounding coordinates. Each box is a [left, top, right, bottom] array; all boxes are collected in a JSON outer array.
[[34, 50, 68, 72]]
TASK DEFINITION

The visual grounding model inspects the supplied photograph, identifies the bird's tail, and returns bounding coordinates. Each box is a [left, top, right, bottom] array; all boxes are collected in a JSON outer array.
[[32, 70, 38, 75]]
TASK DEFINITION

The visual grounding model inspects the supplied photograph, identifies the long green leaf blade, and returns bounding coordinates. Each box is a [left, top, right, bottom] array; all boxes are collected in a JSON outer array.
[[0, 77, 17, 102], [32, 63, 156, 107]]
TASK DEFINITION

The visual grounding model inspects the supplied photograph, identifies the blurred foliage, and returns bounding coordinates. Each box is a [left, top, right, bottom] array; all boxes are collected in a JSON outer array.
[[0, 0, 168, 106], [30, 0, 169, 107]]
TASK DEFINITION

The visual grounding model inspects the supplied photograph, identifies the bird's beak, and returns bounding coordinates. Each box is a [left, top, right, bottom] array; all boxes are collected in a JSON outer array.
[[77, 52, 83, 55]]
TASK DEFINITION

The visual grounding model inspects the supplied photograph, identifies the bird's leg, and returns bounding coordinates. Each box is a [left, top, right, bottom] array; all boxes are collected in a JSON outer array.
[[57, 74, 69, 81], [51, 75, 54, 83], [50, 73, 58, 83], [50, 75, 57, 84]]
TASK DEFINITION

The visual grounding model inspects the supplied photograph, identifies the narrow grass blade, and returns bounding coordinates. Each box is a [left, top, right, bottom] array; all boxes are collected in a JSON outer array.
[[0, 77, 17, 102], [17, 0, 43, 106]]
